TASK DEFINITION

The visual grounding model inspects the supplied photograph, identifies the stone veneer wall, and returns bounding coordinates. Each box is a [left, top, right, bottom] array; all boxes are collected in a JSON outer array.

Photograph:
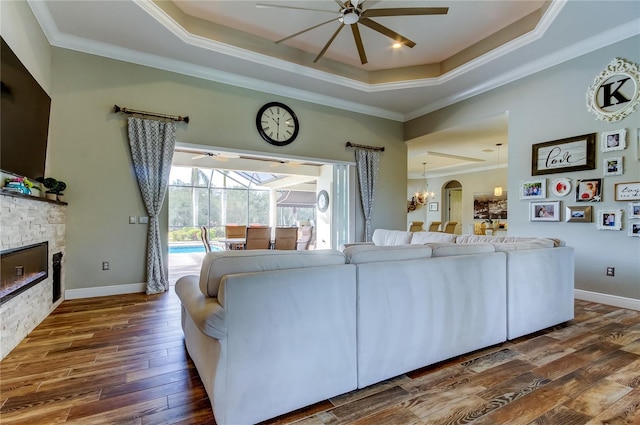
[[0, 192, 66, 359]]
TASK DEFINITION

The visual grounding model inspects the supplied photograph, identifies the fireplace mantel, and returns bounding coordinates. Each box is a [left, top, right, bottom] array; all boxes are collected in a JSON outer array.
[[0, 188, 67, 205]]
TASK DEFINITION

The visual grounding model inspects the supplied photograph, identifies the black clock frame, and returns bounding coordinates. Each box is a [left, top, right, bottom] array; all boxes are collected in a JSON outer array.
[[256, 102, 299, 146]]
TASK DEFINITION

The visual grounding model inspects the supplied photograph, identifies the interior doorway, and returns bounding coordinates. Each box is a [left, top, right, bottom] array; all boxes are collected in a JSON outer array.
[[444, 180, 462, 233]]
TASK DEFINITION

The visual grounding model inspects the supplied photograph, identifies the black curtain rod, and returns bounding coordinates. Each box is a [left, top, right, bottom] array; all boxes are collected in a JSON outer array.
[[113, 104, 189, 123], [346, 141, 385, 152]]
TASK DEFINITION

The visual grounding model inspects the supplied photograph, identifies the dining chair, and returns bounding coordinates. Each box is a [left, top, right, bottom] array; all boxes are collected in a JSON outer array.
[[225, 224, 246, 250], [427, 221, 441, 232], [200, 226, 211, 253], [296, 225, 314, 250], [409, 221, 424, 232], [442, 221, 457, 234], [245, 226, 271, 250], [274, 227, 297, 250]]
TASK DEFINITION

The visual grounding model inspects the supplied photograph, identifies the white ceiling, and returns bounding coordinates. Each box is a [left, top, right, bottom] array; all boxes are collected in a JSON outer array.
[[27, 1, 640, 177]]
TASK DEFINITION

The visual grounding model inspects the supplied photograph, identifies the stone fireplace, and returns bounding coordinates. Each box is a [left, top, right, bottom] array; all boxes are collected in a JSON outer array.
[[0, 190, 66, 359]]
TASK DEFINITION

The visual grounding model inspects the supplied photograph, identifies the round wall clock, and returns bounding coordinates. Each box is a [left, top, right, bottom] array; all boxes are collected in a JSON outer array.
[[317, 190, 329, 213], [256, 102, 299, 146], [586, 57, 640, 122]]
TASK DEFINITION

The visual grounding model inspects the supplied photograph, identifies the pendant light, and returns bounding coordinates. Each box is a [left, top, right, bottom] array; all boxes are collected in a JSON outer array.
[[415, 162, 435, 205], [494, 143, 503, 197]]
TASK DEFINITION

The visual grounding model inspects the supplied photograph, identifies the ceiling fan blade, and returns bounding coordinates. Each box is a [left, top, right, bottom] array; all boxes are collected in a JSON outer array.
[[256, 3, 335, 14], [334, 0, 345, 8], [314, 24, 345, 63], [362, 7, 448, 18], [276, 18, 336, 44], [351, 24, 367, 64], [359, 17, 416, 48]]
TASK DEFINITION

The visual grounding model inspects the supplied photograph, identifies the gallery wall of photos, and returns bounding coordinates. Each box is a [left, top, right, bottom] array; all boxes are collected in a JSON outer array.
[[522, 128, 640, 238]]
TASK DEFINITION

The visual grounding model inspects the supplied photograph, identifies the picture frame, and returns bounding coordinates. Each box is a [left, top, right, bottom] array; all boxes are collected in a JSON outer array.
[[596, 209, 623, 230], [428, 202, 438, 212], [473, 192, 508, 220], [565, 205, 592, 223], [519, 180, 546, 200], [629, 220, 640, 237], [575, 178, 602, 202], [550, 177, 571, 197], [614, 182, 640, 201], [531, 133, 596, 175], [601, 128, 626, 152], [603, 157, 623, 176], [530, 201, 561, 222], [629, 202, 640, 219]]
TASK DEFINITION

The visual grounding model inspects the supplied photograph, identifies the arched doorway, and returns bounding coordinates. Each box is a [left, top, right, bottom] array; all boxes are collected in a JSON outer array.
[[444, 180, 462, 233]]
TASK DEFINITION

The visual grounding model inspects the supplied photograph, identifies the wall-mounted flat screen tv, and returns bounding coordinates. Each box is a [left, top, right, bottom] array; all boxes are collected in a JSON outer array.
[[1, 37, 51, 181]]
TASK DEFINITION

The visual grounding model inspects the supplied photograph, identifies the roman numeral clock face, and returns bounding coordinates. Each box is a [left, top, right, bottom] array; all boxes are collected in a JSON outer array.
[[256, 102, 299, 146]]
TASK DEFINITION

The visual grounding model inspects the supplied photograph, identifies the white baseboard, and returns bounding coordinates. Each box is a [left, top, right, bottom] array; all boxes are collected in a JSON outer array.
[[575, 289, 640, 311], [65, 283, 146, 300]]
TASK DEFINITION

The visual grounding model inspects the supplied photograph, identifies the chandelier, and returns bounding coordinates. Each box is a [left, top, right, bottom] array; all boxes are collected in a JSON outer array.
[[415, 162, 435, 205]]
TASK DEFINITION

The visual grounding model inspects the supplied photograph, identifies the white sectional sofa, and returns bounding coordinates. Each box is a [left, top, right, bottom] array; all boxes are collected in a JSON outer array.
[[175, 229, 574, 425]]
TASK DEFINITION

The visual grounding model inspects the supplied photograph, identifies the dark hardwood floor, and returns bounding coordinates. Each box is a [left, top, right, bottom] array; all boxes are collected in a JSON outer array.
[[1, 289, 639, 425]]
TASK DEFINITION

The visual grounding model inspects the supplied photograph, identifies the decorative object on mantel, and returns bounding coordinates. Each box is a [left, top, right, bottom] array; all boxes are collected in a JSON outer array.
[[586, 57, 640, 122], [36, 177, 66, 201], [3, 176, 36, 195], [113, 104, 189, 123]]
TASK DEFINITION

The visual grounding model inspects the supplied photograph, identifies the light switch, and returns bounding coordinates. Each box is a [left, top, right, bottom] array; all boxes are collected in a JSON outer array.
[[129, 216, 137, 224], [138, 216, 149, 224]]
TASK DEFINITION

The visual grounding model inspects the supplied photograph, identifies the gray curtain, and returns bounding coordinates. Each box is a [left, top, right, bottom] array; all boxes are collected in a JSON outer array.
[[128, 117, 176, 294], [355, 148, 380, 242]]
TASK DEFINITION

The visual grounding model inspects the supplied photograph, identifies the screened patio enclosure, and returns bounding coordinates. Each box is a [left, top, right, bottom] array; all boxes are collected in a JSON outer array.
[[168, 166, 317, 245]]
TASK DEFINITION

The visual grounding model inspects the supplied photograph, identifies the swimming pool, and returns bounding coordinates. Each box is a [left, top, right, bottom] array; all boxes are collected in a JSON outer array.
[[169, 244, 222, 254]]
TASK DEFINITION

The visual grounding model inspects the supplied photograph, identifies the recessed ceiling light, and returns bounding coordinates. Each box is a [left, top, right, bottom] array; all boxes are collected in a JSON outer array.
[[392, 43, 402, 49]]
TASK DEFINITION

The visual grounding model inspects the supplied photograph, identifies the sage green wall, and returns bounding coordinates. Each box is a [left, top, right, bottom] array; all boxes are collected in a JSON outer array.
[[48, 49, 405, 290], [406, 36, 640, 301], [0, 1, 51, 95]]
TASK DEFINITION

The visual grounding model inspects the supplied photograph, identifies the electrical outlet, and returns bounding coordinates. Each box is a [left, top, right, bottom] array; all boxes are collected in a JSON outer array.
[[102, 261, 110, 271], [138, 216, 149, 224], [606, 267, 615, 277]]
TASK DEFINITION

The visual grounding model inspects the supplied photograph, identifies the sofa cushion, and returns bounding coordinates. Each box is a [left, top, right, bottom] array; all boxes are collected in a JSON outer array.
[[426, 242, 496, 257], [343, 244, 433, 264], [372, 229, 413, 246], [492, 239, 555, 251], [410, 231, 457, 244], [198, 249, 347, 297]]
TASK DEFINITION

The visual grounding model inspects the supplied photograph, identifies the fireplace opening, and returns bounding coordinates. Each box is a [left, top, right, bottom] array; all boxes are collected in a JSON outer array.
[[1, 242, 48, 305]]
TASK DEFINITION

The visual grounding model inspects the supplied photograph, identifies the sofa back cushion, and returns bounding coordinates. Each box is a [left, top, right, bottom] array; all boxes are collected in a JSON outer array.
[[372, 229, 413, 246], [343, 244, 433, 264], [426, 242, 496, 257], [199, 249, 347, 297], [410, 231, 457, 244], [492, 239, 556, 251]]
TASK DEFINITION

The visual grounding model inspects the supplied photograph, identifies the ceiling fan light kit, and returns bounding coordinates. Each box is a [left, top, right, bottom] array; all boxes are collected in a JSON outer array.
[[264, 0, 448, 65]]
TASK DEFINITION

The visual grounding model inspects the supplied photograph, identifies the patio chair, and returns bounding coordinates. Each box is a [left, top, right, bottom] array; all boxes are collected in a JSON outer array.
[[245, 226, 271, 250], [225, 224, 246, 250], [296, 225, 314, 250], [200, 226, 211, 253], [274, 227, 298, 250]]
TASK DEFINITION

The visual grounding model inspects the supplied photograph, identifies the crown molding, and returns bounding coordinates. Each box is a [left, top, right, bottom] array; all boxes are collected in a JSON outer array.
[[27, 0, 640, 123]]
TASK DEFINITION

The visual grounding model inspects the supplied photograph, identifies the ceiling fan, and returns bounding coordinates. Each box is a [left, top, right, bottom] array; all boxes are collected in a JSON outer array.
[[257, 0, 448, 64]]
